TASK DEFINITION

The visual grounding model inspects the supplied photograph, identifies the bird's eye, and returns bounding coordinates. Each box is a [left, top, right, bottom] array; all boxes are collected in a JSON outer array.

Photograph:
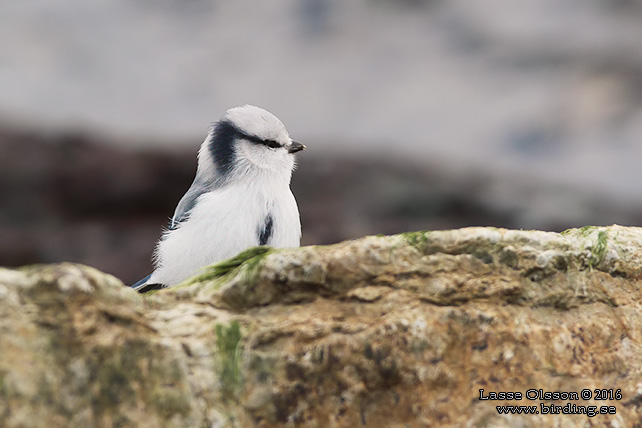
[[263, 140, 281, 149]]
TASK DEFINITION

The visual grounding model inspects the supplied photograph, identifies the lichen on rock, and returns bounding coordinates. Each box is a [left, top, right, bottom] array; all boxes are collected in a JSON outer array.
[[1, 226, 642, 427]]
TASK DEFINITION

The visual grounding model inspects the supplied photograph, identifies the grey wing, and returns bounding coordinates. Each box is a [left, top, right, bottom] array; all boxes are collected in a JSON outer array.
[[170, 183, 210, 230], [170, 134, 226, 230]]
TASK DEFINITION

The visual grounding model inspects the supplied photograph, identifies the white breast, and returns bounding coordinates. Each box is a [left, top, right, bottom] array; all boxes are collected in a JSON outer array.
[[149, 175, 301, 286]]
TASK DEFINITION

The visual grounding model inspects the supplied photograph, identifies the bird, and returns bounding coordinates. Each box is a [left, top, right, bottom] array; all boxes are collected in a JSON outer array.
[[131, 105, 306, 292]]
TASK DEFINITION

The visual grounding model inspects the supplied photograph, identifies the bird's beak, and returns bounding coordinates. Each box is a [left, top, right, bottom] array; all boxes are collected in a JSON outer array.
[[288, 140, 306, 154]]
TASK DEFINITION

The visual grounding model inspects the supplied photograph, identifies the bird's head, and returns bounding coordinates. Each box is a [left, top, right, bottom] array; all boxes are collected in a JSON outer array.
[[204, 105, 305, 181]]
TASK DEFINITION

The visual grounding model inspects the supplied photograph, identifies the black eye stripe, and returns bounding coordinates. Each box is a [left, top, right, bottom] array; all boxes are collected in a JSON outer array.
[[248, 135, 281, 149], [263, 139, 281, 148], [221, 120, 283, 149]]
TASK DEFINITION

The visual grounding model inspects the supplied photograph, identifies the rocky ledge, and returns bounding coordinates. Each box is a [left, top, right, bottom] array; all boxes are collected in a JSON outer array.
[[1, 226, 642, 427]]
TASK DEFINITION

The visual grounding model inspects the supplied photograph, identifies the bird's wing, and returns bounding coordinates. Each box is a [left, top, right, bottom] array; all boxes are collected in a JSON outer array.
[[170, 128, 231, 230], [169, 182, 212, 230]]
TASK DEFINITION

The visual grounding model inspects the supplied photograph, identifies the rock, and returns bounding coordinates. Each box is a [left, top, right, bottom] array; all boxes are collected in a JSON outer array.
[[5, 129, 642, 287], [1, 226, 642, 427]]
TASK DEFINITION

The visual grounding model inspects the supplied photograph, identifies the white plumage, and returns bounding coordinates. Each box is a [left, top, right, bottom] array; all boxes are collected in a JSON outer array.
[[133, 105, 305, 290]]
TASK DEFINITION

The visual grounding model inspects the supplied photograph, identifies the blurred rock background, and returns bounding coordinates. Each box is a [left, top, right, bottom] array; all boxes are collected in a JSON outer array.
[[1, 0, 641, 284]]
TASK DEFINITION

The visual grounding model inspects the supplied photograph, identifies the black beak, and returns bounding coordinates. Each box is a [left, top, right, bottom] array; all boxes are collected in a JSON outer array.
[[288, 140, 306, 154]]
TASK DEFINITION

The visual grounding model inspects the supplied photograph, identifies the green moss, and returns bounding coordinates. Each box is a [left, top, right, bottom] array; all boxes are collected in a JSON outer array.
[[579, 225, 599, 237], [206, 247, 272, 279], [589, 230, 609, 269], [402, 231, 432, 250], [561, 227, 609, 270], [215, 321, 243, 401], [175, 247, 274, 291], [560, 225, 598, 237], [401, 230, 505, 264], [238, 250, 271, 285]]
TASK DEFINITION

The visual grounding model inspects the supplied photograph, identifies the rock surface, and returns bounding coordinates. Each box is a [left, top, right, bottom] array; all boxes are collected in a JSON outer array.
[[1, 226, 642, 427], [4, 129, 642, 286]]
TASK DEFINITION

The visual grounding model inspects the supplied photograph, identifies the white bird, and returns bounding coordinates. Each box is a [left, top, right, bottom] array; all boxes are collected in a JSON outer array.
[[132, 105, 305, 291]]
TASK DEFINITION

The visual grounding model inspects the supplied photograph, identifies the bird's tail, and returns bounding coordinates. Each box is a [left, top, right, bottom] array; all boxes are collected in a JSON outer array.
[[130, 274, 164, 293]]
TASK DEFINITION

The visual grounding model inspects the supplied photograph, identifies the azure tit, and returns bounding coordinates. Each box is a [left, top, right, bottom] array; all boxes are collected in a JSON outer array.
[[132, 105, 305, 291]]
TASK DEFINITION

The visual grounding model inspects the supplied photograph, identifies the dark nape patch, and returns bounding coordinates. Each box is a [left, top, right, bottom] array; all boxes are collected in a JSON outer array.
[[210, 119, 284, 176], [209, 121, 238, 176], [259, 214, 274, 245]]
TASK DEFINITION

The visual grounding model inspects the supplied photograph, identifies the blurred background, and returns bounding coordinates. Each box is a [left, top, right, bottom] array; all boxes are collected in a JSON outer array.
[[1, 0, 641, 285]]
